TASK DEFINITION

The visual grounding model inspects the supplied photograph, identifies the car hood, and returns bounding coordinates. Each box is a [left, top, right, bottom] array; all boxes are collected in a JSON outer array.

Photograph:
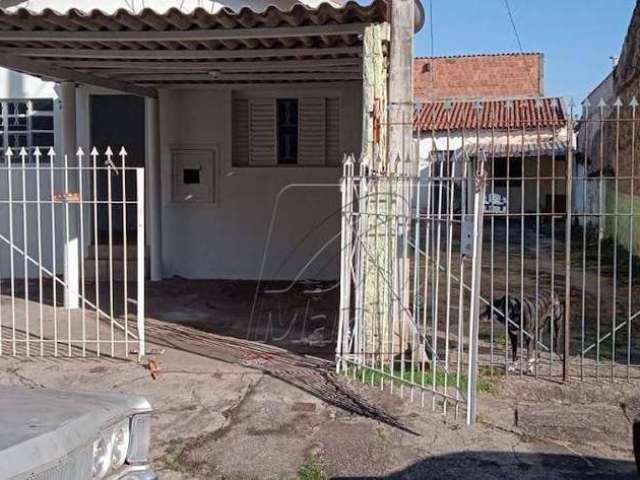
[[0, 386, 151, 479]]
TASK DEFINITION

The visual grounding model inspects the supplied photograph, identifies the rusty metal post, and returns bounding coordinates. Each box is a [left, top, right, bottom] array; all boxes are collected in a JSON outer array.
[[563, 109, 574, 382]]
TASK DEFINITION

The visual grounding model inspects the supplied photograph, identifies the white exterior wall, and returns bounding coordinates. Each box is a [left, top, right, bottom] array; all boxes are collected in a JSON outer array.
[[159, 84, 362, 280], [417, 129, 569, 213], [0, 70, 62, 278]]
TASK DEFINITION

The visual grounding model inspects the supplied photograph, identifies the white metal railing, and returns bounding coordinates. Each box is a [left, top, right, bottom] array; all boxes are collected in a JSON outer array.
[[0, 146, 145, 359], [335, 153, 487, 425]]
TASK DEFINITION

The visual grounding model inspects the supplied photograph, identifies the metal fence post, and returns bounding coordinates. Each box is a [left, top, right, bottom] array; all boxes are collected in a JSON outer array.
[[136, 168, 146, 362], [564, 113, 574, 383], [466, 157, 486, 426], [336, 155, 353, 372]]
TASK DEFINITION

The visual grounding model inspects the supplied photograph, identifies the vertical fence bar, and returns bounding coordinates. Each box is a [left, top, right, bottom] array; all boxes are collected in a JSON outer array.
[[431, 158, 445, 409], [563, 109, 574, 382], [121, 149, 129, 356], [519, 114, 526, 376], [78, 149, 86, 357], [535, 101, 542, 378], [467, 158, 486, 425], [629, 98, 637, 382], [35, 149, 43, 356], [20, 148, 29, 355], [136, 168, 145, 362], [505, 103, 511, 375], [455, 153, 469, 419], [336, 156, 352, 372], [610, 100, 621, 382], [581, 103, 590, 381], [63, 153, 72, 356], [421, 158, 433, 406], [596, 100, 606, 380], [7, 149, 16, 355], [91, 148, 100, 356], [107, 148, 115, 358], [49, 148, 58, 356]]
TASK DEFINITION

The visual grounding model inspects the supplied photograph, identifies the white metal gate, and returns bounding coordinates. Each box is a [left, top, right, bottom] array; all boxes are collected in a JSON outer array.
[[0, 146, 145, 359], [336, 154, 487, 424]]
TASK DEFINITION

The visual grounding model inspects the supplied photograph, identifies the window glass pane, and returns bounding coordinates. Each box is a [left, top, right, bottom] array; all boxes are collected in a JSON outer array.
[[8, 134, 27, 148], [33, 133, 54, 147], [8, 102, 27, 116], [32, 116, 53, 131], [277, 98, 298, 165], [31, 99, 53, 112], [8, 116, 27, 131]]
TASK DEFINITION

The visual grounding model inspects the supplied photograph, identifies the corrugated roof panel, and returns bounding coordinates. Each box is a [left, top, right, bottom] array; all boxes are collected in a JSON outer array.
[[0, 0, 385, 30], [1, 0, 340, 15]]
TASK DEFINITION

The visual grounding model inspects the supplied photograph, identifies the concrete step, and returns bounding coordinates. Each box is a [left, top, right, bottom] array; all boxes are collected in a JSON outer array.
[[85, 244, 150, 261], [83, 257, 149, 282], [84, 245, 149, 281]]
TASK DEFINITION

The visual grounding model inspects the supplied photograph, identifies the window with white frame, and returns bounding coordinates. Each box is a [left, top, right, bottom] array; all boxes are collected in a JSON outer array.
[[232, 95, 341, 167], [0, 99, 55, 162]]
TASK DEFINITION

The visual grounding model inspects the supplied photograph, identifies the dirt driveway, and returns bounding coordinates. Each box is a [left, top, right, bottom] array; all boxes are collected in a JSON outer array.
[[0, 316, 637, 480]]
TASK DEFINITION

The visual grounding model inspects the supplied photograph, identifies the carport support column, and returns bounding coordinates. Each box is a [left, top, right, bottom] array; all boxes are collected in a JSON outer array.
[[61, 81, 80, 309], [145, 97, 162, 281]]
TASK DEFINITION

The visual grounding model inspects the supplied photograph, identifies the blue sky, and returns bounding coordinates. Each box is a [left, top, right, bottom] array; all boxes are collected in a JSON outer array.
[[415, 0, 636, 101]]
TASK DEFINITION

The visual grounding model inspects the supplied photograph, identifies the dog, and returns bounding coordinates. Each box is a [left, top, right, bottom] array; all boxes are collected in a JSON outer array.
[[480, 291, 562, 373]]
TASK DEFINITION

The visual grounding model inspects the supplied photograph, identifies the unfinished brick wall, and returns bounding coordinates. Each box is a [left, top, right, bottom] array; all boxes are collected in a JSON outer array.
[[414, 53, 543, 102], [605, 1, 640, 196]]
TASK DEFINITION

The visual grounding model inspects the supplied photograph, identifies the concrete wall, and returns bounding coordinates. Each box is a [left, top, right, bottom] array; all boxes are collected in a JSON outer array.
[[158, 84, 362, 280], [604, 187, 640, 256]]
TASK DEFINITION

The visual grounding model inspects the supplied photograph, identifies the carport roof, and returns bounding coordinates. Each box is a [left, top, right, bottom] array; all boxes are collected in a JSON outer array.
[[0, 0, 387, 97]]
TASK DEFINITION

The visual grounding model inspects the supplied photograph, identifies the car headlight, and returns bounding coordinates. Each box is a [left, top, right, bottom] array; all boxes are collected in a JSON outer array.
[[92, 434, 112, 480], [111, 419, 130, 469], [91, 414, 152, 478], [127, 414, 152, 465]]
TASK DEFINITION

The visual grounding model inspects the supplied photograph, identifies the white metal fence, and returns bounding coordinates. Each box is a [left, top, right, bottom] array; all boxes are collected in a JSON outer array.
[[413, 97, 640, 384], [0, 146, 145, 359], [336, 154, 487, 424]]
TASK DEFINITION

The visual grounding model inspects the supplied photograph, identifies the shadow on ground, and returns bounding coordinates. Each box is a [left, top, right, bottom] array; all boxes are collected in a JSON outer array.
[[333, 451, 636, 480], [145, 319, 418, 435]]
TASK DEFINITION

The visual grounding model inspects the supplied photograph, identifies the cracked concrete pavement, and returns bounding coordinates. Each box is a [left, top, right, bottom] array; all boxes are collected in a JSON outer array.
[[0, 321, 637, 479]]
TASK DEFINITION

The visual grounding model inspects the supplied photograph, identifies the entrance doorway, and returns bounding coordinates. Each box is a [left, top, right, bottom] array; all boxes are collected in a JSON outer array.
[[90, 94, 145, 244]]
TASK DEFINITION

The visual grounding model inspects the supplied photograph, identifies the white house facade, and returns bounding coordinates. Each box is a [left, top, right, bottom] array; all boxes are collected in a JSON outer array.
[[0, 0, 391, 285]]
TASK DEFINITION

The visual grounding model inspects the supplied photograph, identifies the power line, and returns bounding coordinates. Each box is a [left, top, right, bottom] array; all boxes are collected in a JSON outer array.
[[502, 0, 541, 96], [503, 0, 525, 53], [429, 0, 435, 58]]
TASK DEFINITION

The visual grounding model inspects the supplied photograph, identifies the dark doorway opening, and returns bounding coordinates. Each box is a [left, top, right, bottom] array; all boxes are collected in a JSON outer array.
[[90, 95, 145, 245]]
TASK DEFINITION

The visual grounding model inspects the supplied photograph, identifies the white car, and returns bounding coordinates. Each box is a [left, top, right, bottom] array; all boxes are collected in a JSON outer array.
[[0, 386, 156, 480]]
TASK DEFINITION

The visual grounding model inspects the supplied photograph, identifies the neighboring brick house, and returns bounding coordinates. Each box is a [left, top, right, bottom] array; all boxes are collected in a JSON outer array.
[[413, 53, 570, 214], [577, 1, 640, 253], [414, 53, 544, 102]]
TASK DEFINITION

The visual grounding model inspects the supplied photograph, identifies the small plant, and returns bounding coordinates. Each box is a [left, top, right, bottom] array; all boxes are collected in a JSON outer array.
[[344, 365, 493, 394], [297, 456, 326, 480]]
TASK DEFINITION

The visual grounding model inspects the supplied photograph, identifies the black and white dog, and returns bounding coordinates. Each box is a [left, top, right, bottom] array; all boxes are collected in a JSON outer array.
[[480, 291, 563, 373]]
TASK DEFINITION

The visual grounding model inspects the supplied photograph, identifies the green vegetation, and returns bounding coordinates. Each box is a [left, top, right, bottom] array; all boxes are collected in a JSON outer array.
[[344, 364, 493, 394], [296, 456, 326, 480]]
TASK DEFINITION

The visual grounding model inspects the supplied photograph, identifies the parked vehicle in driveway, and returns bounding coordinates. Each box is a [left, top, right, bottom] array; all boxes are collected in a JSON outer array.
[[0, 386, 156, 480]]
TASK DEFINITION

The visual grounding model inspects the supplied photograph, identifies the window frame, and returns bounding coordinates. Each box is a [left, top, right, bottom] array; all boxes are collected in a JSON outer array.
[[231, 92, 342, 169], [0, 98, 55, 163]]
